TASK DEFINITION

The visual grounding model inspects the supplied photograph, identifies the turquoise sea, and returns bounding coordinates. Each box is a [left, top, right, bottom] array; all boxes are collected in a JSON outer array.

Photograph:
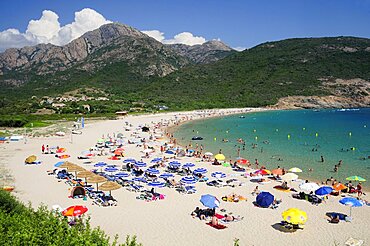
[[173, 108, 370, 188]]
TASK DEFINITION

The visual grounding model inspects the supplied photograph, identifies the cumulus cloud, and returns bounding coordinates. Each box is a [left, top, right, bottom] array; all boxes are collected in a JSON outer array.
[[143, 30, 206, 46], [0, 8, 111, 52]]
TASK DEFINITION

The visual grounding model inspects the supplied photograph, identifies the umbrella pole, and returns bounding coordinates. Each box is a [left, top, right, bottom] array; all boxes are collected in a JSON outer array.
[[96, 183, 99, 191]]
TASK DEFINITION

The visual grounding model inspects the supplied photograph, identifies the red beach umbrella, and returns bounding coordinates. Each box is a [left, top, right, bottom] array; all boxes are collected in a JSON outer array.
[[62, 205, 88, 217], [237, 159, 250, 165]]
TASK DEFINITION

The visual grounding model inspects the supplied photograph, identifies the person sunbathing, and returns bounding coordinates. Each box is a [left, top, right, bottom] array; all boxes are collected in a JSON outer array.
[[224, 214, 243, 222], [211, 215, 219, 226]]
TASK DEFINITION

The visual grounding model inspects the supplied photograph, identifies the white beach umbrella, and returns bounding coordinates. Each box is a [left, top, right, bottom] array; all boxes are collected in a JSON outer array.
[[299, 182, 320, 192], [204, 152, 213, 156], [281, 173, 298, 181]]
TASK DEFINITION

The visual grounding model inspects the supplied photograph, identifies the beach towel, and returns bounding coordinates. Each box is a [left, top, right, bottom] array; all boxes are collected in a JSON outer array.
[[215, 213, 225, 219], [206, 222, 227, 230], [274, 185, 292, 192]]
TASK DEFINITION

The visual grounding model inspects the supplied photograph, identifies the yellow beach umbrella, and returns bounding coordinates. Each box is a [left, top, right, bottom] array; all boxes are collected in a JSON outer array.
[[99, 181, 121, 195], [282, 208, 307, 225], [214, 154, 226, 160], [25, 155, 37, 164], [288, 167, 302, 173]]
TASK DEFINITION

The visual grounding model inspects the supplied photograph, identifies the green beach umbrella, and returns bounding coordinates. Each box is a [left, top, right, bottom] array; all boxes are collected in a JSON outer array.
[[346, 176, 366, 182]]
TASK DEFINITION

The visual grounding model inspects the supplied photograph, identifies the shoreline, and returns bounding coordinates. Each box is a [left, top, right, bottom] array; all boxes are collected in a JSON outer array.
[[1, 107, 369, 246]]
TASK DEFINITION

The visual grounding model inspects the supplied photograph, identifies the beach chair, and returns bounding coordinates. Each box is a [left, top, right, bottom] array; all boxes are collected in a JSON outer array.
[[127, 183, 144, 192]]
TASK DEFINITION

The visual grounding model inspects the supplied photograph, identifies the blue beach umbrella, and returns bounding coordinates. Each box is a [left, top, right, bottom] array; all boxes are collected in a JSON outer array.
[[94, 162, 107, 167], [183, 163, 195, 168], [107, 164, 117, 168], [193, 168, 207, 175], [200, 194, 220, 209], [54, 161, 65, 167], [115, 172, 130, 178], [256, 192, 274, 208], [148, 181, 166, 188], [315, 186, 333, 196], [339, 197, 364, 217], [134, 161, 147, 168], [169, 161, 181, 168], [146, 168, 160, 175], [104, 167, 119, 173], [151, 158, 162, 163], [159, 173, 174, 179], [123, 158, 136, 163], [165, 150, 175, 155], [211, 172, 226, 179], [181, 176, 197, 185]]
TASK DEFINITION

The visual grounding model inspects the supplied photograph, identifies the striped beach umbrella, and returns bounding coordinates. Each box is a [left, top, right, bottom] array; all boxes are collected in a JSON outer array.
[[193, 168, 207, 175], [346, 176, 366, 182], [146, 168, 160, 175], [94, 162, 107, 167], [123, 158, 136, 163], [134, 161, 147, 168], [148, 181, 165, 188], [169, 161, 181, 168], [159, 173, 174, 179], [181, 176, 197, 185], [104, 167, 119, 173], [183, 163, 195, 168], [151, 158, 162, 163], [211, 171, 226, 179]]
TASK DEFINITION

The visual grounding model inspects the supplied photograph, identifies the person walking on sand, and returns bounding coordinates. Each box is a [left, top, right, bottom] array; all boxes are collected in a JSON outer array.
[[42, 144, 45, 154]]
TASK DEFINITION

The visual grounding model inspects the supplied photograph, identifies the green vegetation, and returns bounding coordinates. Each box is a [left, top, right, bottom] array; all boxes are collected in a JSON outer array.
[[1, 37, 370, 116], [0, 190, 141, 245]]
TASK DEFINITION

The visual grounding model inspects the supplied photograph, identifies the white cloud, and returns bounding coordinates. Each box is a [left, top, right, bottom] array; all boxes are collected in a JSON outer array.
[[143, 30, 206, 46], [142, 30, 165, 42], [233, 46, 246, 51], [0, 8, 111, 52]]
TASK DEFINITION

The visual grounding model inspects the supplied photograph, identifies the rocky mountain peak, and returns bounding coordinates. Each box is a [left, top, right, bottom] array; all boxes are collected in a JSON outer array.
[[201, 40, 233, 51]]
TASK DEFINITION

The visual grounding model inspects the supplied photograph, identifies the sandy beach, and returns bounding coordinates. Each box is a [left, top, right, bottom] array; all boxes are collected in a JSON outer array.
[[1, 108, 369, 246]]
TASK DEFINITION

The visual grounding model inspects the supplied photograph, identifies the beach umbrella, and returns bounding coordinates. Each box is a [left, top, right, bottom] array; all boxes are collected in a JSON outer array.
[[117, 133, 124, 138], [339, 197, 364, 217], [25, 155, 37, 164], [204, 152, 213, 156], [282, 208, 307, 225], [77, 170, 95, 185], [299, 183, 320, 192], [193, 168, 207, 175], [169, 162, 181, 168], [200, 194, 220, 209], [256, 192, 274, 208], [115, 172, 130, 178], [134, 161, 147, 168], [165, 150, 175, 155], [67, 166, 86, 178], [99, 181, 122, 195], [132, 177, 147, 183], [181, 176, 197, 185], [146, 168, 160, 175], [94, 162, 107, 168], [58, 161, 77, 169], [237, 159, 250, 165], [114, 149, 124, 156], [87, 175, 107, 191], [151, 158, 162, 163], [182, 163, 195, 168], [123, 158, 136, 163], [288, 167, 302, 173], [281, 173, 298, 181], [271, 168, 283, 175], [214, 154, 226, 160], [148, 181, 165, 188], [54, 161, 65, 167], [315, 186, 333, 196], [62, 205, 88, 217], [333, 183, 347, 191], [254, 169, 271, 176], [143, 149, 153, 153], [159, 173, 174, 179], [211, 172, 226, 179], [104, 167, 119, 173], [346, 176, 366, 182]]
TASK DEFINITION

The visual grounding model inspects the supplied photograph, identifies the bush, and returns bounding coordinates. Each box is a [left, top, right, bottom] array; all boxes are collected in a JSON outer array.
[[0, 190, 141, 246]]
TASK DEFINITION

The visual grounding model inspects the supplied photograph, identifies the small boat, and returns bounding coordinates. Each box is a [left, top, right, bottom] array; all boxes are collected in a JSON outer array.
[[239, 116, 245, 118], [191, 136, 203, 141]]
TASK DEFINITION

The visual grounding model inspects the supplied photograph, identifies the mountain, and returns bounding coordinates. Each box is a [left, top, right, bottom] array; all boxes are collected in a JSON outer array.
[[144, 37, 370, 109], [0, 23, 234, 88], [167, 40, 236, 64]]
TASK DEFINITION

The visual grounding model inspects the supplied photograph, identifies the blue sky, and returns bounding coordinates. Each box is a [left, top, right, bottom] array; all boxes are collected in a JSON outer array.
[[1, 0, 370, 50]]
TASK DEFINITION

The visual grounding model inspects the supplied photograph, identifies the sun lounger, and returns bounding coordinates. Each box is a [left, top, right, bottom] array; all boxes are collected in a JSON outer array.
[[127, 184, 144, 192]]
